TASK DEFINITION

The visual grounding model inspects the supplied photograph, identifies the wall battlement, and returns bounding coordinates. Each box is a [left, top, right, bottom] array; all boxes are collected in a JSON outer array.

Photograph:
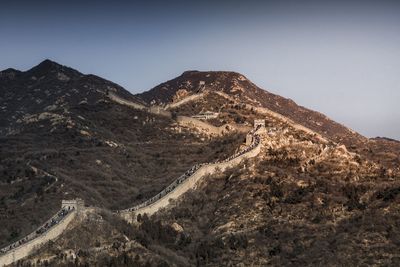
[[118, 121, 263, 223], [0, 199, 83, 266], [62, 198, 85, 213], [0, 119, 263, 266]]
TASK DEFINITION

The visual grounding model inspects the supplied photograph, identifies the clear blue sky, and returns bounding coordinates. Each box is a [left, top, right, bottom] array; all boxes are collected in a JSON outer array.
[[1, 0, 399, 139]]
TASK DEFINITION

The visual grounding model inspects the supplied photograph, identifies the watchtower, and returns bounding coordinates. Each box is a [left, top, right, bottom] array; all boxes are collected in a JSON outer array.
[[254, 119, 265, 128], [62, 198, 85, 213], [246, 119, 266, 145], [199, 81, 205, 87]]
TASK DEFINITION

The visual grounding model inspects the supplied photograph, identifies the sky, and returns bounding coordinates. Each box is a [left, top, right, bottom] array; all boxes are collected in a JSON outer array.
[[1, 0, 399, 140]]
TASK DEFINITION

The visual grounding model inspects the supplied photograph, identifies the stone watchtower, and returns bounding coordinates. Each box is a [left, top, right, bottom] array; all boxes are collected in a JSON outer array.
[[62, 198, 85, 214], [246, 119, 265, 145], [254, 119, 266, 128]]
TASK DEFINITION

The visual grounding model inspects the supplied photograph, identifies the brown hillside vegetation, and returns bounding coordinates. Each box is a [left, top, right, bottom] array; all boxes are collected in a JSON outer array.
[[137, 71, 400, 169], [137, 71, 365, 146], [0, 62, 245, 248], [14, 107, 400, 266], [1, 61, 399, 266]]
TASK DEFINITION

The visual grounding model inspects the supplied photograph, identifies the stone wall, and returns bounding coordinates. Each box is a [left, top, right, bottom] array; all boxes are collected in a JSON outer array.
[[176, 116, 250, 136], [108, 92, 173, 118], [107, 92, 251, 136], [0, 211, 76, 266], [165, 93, 204, 109], [176, 116, 224, 135], [107, 92, 147, 110], [0, 83, 266, 266], [148, 106, 172, 118], [62, 199, 84, 213], [119, 132, 262, 223], [246, 133, 253, 146], [214, 91, 329, 143]]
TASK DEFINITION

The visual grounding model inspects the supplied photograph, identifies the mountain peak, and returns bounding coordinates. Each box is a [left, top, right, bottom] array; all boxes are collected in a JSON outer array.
[[26, 59, 82, 78], [137, 70, 252, 105], [0, 68, 22, 80], [29, 59, 63, 72], [179, 70, 247, 79], [37, 58, 60, 68], [1, 67, 21, 73]]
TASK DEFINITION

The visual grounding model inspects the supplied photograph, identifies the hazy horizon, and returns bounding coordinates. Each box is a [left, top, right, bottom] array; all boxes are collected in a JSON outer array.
[[1, 0, 399, 140]]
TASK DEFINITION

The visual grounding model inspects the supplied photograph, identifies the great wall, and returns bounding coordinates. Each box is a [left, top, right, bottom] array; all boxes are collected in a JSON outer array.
[[0, 87, 336, 266], [109, 89, 329, 143], [0, 113, 264, 266], [0, 85, 337, 266], [0, 200, 84, 266], [108, 91, 251, 136], [118, 124, 262, 223]]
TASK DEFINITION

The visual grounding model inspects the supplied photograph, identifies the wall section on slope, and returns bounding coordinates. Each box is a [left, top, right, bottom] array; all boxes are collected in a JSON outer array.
[[120, 140, 261, 223], [0, 211, 76, 267]]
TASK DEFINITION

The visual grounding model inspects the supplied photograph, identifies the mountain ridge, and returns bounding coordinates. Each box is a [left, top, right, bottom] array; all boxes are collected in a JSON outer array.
[[0, 59, 246, 250], [2, 59, 396, 142], [136, 70, 368, 144], [1, 60, 400, 266]]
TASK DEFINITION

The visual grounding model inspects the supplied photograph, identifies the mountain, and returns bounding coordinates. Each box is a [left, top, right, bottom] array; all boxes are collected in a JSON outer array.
[[0, 59, 144, 135], [1, 61, 400, 266], [0, 60, 244, 249], [137, 71, 400, 168], [138, 71, 361, 142]]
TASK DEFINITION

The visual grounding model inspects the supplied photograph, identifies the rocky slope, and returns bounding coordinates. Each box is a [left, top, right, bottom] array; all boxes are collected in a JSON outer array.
[[0, 59, 144, 135], [0, 61, 244, 248], [2, 61, 400, 266], [14, 99, 400, 266], [137, 71, 365, 145], [138, 71, 400, 169]]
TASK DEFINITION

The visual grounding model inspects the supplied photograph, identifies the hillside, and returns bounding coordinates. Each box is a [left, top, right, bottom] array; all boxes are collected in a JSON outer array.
[[0, 61, 245, 248], [1, 61, 399, 266], [13, 92, 400, 266], [137, 71, 365, 145], [137, 71, 400, 169]]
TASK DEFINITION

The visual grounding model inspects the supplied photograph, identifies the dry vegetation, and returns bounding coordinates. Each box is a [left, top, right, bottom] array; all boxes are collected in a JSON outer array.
[[0, 62, 246, 248], [13, 120, 400, 267], [0, 100, 244, 247], [2, 63, 400, 266]]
